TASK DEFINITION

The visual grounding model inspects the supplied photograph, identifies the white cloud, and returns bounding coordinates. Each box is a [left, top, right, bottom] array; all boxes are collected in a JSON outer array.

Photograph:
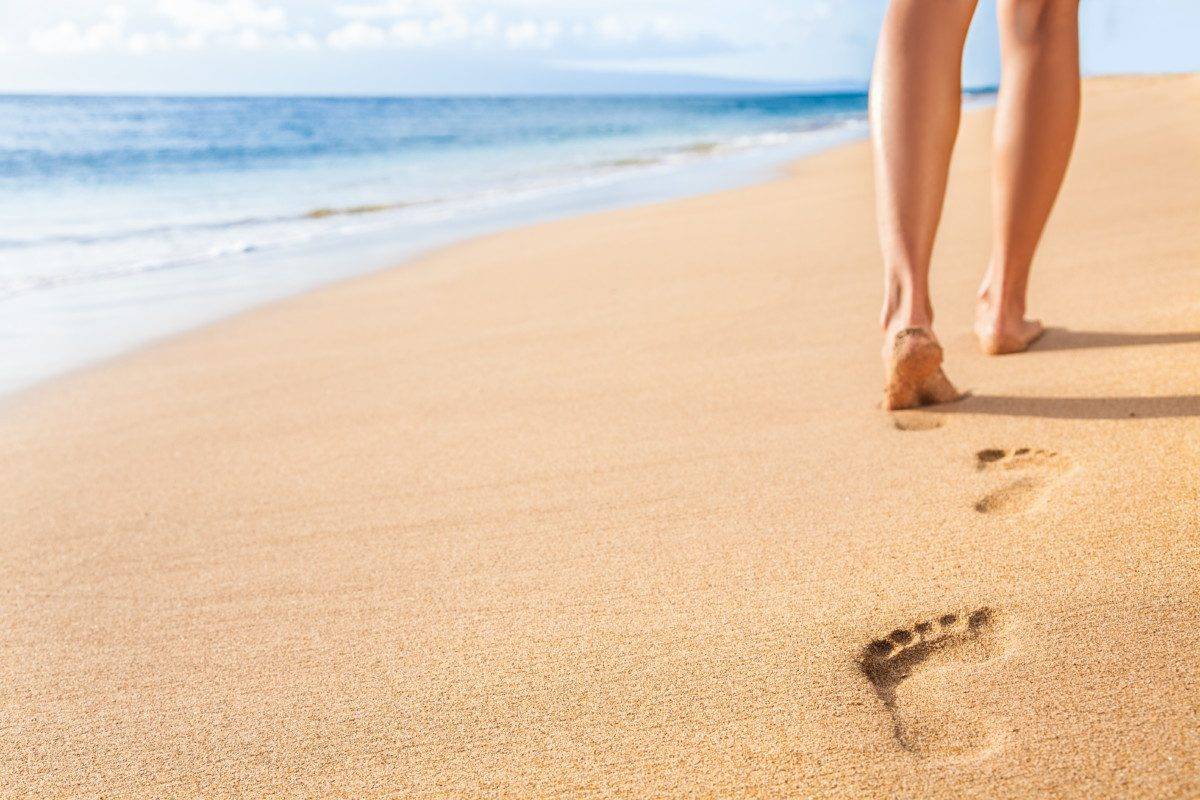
[[321, 0, 732, 54], [290, 31, 319, 50], [29, 5, 128, 55], [18, 0, 810, 59], [388, 20, 425, 46], [333, 1, 416, 21], [503, 20, 560, 50], [593, 14, 701, 47], [29, 23, 93, 54], [27, 0, 308, 55], [235, 27, 262, 49], [158, 0, 287, 34], [326, 21, 387, 49], [329, 3, 539, 50], [126, 30, 176, 53]]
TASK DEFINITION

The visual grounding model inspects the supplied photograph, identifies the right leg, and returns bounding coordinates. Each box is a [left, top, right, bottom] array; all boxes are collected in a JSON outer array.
[[976, 0, 1081, 355], [871, 0, 978, 409]]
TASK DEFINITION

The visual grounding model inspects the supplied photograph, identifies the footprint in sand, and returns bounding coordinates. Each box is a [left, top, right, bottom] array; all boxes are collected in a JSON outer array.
[[890, 412, 945, 432], [973, 448, 1072, 514], [860, 609, 1009, 758]]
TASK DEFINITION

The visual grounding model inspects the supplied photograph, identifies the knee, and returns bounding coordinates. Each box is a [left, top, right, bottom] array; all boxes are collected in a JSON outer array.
[[1000, 0, 1079, 45]]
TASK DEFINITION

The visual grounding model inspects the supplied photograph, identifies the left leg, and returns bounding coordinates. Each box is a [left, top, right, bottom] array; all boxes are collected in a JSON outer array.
[[976, 0, 1082, 354], [871, 0, 979, 409]]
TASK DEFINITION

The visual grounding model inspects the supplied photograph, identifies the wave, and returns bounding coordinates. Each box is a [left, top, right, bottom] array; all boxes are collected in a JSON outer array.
[[0, 199, 436, 250], [0, 114, 871, 301], [2, 114, 869, 251], [0, 239, 265, 299], [303, 200, 423, 219]]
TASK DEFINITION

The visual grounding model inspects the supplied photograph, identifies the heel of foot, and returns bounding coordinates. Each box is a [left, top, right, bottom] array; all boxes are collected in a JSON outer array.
[[977, 334, 1007, 356], [891, 328, 941, 364], [976, 321, 1046, 356], [884, 330, 960, 411]]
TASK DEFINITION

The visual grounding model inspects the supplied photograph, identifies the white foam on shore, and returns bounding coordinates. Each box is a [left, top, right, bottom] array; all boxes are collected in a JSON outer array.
[[0, 117, 882, 398]]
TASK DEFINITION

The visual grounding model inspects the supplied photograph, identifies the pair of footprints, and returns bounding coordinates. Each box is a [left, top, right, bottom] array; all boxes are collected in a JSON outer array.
[[854, 451, 1071, 757], [861, 608, 1007, 759]]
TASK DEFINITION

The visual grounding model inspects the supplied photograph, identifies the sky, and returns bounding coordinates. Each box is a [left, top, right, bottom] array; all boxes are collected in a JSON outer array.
[[0, 0, 1197, 95]]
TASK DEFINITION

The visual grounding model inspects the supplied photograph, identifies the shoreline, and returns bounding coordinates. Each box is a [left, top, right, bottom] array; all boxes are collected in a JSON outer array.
[[0, 101, 879, 401], [2, 89, 1003, 402], [2, 75, 1198, 798], [0, 139, 848, 407]]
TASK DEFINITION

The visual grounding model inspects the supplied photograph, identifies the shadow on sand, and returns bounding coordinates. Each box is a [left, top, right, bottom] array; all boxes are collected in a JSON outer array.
[[935, 326, 1200, 419], [1030, 327, 1200, 353], [941, 394, 1200, 420]]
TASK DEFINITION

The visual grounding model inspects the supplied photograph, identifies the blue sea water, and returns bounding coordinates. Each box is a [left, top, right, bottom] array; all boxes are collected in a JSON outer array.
[[0, 92, 891, 396]]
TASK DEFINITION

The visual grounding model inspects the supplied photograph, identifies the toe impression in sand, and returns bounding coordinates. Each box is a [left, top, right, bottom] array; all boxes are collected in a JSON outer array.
[[883, 328, 962, 411], [860, 608, 1009, 758], [973, 447, 1073, 514]]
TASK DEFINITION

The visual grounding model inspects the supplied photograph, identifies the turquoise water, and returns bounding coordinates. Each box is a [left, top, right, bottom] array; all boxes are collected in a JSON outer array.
[[0, 92, 919, 395]]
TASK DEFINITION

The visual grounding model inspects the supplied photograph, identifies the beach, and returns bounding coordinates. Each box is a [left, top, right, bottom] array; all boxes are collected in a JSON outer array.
[[1, 72, 1198, 796]]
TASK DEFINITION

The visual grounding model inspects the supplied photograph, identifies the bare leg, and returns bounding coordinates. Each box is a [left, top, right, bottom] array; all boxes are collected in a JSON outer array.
[[976, 0, 1081, 355], [871, 0, 977, 409]]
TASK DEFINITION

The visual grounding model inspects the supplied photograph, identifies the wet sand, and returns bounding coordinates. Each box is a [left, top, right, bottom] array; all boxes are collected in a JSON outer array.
[[2, 75, 1198, 797]]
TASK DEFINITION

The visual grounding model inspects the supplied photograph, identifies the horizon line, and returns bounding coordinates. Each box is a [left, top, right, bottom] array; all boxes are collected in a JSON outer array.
[[0, 85, 1004, 101]]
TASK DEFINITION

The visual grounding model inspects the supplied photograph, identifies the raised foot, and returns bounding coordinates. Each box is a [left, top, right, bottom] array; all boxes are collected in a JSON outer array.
[[883, 328, 962, 411], [975, 317, 1045, 356]]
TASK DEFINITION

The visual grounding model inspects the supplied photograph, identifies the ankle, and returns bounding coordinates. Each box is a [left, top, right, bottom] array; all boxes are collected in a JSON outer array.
[[882, 307, 933, 341], [881, 278, 933, 336], [976, 284, 1025, 325]]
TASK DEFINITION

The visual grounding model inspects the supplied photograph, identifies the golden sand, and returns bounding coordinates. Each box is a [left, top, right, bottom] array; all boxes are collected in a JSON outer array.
[[1, 75, 1198, 797]]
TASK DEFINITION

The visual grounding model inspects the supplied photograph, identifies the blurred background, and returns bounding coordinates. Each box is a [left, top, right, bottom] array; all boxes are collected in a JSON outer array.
[[1, 1, 1197, 397]]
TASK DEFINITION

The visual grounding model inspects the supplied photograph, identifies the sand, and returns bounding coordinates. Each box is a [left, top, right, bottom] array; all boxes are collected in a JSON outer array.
[[1, 75, 1198, 798]]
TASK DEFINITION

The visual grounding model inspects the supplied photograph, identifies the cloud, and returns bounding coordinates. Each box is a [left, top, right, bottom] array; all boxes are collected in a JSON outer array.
[[19, 0, 830, 60], [29, 5, 128, 54], [27, 0, 307, 55], [158, 0, 287, 34], [326, 21, 387, 49], [503, 20, 560, 50], [594, 14, 696, 48], [328, 4, 563, 51], [333, 1, 416, 20], [323, 0, 734, 55], [125, 30, 179, 53]]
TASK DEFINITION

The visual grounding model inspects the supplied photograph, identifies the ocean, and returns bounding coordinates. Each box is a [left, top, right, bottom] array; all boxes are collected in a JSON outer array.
[[0, 92, 894, 396]]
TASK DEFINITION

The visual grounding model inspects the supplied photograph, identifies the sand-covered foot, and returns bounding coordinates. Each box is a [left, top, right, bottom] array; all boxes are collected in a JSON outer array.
[[882, 328, 961, 411], [974, 315, 1045, 355]]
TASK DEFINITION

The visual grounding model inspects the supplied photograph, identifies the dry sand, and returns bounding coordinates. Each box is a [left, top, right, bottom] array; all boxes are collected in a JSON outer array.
[[2, 75, 1198, 798]]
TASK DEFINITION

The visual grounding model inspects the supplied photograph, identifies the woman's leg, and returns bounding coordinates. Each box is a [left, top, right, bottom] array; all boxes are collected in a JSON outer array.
[[871, 0, 978, 409], [976, 0, 1081, 354]]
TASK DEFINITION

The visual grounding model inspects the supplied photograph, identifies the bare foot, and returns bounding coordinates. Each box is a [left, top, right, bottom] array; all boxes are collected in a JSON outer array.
[[883, 328, 962, 411], [974, 314, 1045, 356], [974, 285, 1045, 355]]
